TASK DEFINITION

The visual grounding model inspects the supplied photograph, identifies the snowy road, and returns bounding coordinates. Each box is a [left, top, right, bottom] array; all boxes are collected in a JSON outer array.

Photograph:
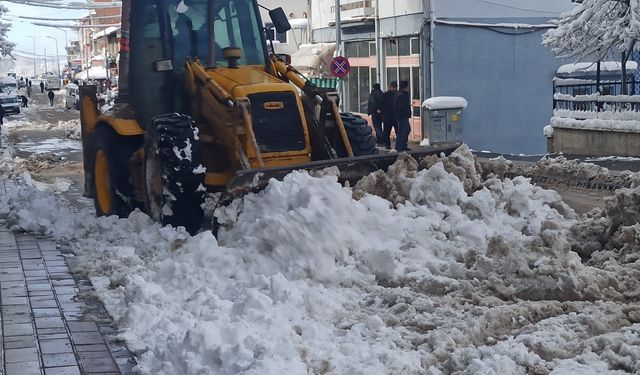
[[1, 98, 639, 374]]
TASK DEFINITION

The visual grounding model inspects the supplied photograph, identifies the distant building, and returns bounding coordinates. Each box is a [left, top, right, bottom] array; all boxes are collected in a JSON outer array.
[[311, 0, 576, 154]]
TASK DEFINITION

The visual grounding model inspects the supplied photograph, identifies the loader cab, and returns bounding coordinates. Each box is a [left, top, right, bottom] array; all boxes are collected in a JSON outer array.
[[129, 0, 271, 127]]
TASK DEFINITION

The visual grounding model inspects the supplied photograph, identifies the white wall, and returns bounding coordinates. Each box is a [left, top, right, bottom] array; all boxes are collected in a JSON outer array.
[[312, 0, 422, 29], [378, 0, 422, 19]]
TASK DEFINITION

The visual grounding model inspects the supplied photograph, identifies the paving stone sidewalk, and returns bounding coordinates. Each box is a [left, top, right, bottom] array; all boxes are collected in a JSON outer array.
[[0, 181, 134, 374]]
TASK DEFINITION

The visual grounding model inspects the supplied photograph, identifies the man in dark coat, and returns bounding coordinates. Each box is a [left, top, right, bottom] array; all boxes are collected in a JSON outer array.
[[394, 80, 412, 152], [367, 83, 384, 145], [380, 81, 398, 149], [47, 89, 55, 106], [20, 95, 28, 108], [40, 81, 45, 93]]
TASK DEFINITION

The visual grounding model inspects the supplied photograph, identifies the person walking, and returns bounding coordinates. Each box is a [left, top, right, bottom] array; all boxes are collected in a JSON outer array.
[[0, 102, 5, 126], [380, 81, 398, 149], [394, 80, 412, 152], [40, 81, 45, 94], [28, 79, 32, 88], [27, 84, 32, 98], [367, 83, 384, 145], [47, 89, 55, 106]]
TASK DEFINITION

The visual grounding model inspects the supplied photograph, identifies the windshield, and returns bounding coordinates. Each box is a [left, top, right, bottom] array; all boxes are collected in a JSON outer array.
[[170, 0, 267, 68]]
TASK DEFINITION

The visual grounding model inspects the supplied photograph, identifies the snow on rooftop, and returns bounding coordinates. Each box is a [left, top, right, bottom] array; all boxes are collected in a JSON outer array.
[[556, 61, 638, 75], [423, 96, 468, 110]]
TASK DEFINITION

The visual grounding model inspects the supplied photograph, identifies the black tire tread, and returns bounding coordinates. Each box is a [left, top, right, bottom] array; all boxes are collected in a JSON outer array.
[[144, 114, 205, 235], [334, 113, 378, 157]]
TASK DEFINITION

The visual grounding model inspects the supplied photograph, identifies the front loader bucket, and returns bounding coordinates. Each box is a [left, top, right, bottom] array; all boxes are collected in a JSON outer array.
[[222, 142, 462, 202]]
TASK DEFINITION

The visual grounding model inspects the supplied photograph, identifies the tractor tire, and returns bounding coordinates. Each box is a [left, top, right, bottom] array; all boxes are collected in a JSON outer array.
[[332, 113, 378, 157], [144, 114, 205, 235], [93, 125, 141, 218]]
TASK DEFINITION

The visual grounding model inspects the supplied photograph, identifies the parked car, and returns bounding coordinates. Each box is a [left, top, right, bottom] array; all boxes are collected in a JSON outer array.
[[0, 94, 21, 115], [0, 76, 18, 95], [65, 83, 80, 110]]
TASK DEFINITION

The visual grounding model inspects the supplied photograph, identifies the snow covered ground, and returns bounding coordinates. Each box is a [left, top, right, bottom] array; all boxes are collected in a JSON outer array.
[[1, 116, 639, 373]]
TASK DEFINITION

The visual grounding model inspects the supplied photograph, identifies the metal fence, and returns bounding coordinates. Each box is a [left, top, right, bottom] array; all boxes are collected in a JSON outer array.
[[553, 80, 640, 112]]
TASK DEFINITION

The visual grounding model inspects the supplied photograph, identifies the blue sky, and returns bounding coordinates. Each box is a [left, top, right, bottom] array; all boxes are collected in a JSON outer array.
[[5, 3, 85, 58]]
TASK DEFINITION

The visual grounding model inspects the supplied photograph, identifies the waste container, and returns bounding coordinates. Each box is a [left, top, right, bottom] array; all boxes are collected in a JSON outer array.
[[422, 96, 468, 143]]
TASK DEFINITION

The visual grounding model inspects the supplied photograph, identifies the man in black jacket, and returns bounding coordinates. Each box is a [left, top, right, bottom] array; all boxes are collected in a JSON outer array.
[[380, 81, 398, 149], [394, 80, 412, 152], [367, 83, 384, 144]]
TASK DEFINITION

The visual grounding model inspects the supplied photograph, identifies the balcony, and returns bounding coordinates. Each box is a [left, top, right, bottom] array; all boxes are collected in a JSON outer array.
[[330, 0, 375, 22]]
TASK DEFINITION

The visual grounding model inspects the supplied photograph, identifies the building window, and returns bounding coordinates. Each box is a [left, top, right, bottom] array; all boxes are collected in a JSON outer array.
[[398, 38, 410, 56], [386, 39, 397, 56], [346, 66, 371, 113], [410, 38, 420, 55], [345, 41, 372, 58], [369, 41, 376, 56]]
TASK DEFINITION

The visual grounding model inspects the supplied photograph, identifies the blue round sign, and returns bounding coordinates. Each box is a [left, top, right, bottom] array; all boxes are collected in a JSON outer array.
[[330, 56, 351, 78]]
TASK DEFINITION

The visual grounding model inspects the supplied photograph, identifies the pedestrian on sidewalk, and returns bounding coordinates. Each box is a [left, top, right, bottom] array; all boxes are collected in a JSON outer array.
[[40, 81, 45, 93], [367, 83, 384, 145], [394, 80, 412, 152], [0, 102, 5, 126], [28, 79, 32, 88], [381, 81, 398, 149], [47, 89, 55, 106], [20, 95, 28, 108], [27, 84, 32, 97]]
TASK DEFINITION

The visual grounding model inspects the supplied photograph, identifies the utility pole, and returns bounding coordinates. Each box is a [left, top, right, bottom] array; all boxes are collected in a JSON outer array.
[[46, 36, 61, 79], [374, 0, 383, 87], [44, 48, 48, 76], [54, 27, 69, 68], [27, 36, 37, 78], [335, 0, 344, 109], [428, 0, 436, 97], [335, 0, 341, 55]]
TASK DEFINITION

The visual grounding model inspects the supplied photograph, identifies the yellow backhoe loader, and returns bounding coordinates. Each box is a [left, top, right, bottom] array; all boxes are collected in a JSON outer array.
[[79, 0, 458, 234]]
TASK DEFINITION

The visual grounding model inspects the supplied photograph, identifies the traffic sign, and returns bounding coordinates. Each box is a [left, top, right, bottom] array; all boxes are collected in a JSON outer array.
[[330, 56, 351, 78]]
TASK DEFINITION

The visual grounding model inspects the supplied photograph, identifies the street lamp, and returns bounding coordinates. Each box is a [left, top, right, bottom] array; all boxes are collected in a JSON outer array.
[[54, 27, 69, 69], [27, 36, 37, 78], [46, 36, 61, 79]]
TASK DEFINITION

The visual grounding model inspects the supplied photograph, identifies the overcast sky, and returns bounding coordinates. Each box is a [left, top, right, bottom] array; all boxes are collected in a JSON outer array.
[[5, 2, 85, 59]]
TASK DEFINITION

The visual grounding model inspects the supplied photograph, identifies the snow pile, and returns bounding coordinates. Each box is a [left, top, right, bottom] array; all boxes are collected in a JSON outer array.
[[528, 156, 638, 188], [2, 144, 640, 374], [51, 119, 82, 140]]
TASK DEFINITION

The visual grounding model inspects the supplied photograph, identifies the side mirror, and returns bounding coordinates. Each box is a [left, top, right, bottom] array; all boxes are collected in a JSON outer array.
[[269, 7, 291, 34]]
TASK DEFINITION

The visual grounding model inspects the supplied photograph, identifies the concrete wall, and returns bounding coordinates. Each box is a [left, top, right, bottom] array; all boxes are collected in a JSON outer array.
[[432, 23, 564, 154], [550, 128, 640, 157]]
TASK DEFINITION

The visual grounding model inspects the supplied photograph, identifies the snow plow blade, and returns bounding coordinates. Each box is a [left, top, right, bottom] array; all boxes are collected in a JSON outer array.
[[222, 142, 462, 201]]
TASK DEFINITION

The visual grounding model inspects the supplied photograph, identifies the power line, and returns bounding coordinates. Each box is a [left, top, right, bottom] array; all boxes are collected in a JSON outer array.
[[469, 0, 563, 15], [2, 0, 121, 10], [31, 22, 121, 29], [6, 14, 121, 21]]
